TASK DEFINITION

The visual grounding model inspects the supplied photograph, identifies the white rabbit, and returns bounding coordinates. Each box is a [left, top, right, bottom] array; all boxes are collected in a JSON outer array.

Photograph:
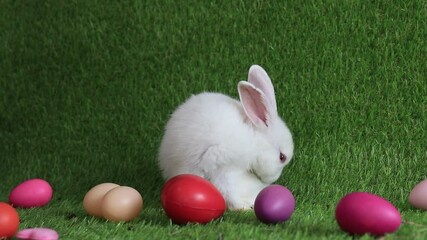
[[158, 65, 294, 210]]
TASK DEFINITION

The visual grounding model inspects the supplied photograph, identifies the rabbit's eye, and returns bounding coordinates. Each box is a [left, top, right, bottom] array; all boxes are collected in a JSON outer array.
[[280, 153, 286, 163]]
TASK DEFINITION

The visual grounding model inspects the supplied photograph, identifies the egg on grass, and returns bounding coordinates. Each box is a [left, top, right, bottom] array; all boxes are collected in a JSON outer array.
[[0, 202, 20, 239], [161, 174, 226, 224], [254, 184, 295, 224], [409, 179, 427, 210], [83, 183, 120, 217], [101, 186, 143, 222], [83, 183, 143, 222], [15, 228, 59, 240], [9, 179, 53, 208], [335, 192, 401, 236]]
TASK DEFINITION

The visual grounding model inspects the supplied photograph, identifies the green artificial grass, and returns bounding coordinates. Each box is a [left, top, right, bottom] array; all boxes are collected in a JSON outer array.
[[1, 0, 426, 239]]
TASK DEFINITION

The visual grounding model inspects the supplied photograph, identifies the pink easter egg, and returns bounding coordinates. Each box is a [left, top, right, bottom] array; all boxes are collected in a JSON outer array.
[[335, 192, 401, 236], [15, 228, 59, 240], [9, 179, 53, 208]]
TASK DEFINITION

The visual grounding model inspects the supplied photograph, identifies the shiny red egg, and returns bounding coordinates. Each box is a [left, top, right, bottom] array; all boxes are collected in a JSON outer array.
[[0, 202, 20, 238], [161, 174, 226, 224]]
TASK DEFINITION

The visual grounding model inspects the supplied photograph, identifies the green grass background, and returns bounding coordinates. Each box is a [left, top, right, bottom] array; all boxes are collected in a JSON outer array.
[[1, 0, 426, 239]]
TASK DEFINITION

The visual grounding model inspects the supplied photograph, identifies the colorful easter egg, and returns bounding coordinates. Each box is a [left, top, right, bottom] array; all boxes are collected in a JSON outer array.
[[335, 192, 401, 236], [161, 174, 226, 224], [254, 184, 295, 224], [0, 202, 20, 238], [9, 179, 53, 208], [15, 228, 59, 240]]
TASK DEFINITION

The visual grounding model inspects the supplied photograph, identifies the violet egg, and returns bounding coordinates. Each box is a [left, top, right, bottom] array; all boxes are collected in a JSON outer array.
[[335, 192, 401, 236], [254, 184, 295, 224], [409, 179, 427, 210], [9, 179, 53, 208]]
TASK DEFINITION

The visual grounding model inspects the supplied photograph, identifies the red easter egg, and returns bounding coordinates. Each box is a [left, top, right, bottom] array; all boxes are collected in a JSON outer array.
[[335, 192, 401, 236], [161, 174, 226, 224], [0, 202, 20, 238]]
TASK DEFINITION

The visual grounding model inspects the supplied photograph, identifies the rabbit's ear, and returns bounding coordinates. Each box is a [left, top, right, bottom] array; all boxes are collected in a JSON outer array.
[[248, 65, 277, 112], [238, 81, 271, 127]]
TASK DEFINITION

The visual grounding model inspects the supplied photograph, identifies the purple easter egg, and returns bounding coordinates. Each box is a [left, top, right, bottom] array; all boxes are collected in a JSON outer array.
[[254, 185, 295, 223]]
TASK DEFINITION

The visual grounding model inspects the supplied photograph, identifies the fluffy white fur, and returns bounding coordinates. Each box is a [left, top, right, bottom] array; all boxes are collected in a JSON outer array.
[[158, 65, 294, 210]]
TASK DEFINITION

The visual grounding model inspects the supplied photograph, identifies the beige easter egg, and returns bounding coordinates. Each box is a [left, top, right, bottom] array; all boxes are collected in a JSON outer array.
[[83, 183, 120, 217], [101, 186, 143, 222], [409, 179, 427, 210]]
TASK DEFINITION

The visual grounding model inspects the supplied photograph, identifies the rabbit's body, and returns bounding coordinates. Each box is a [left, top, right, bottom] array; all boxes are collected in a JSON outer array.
[[158, 65, 294, 210], [159, 93, 251, 178]]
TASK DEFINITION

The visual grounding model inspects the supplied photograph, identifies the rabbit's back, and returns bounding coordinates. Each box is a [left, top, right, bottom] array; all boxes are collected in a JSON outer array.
[[158, 92, 253, 179]]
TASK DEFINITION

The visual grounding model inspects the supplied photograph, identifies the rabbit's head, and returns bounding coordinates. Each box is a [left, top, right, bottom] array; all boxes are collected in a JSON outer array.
[[238, 65, 294, 184]]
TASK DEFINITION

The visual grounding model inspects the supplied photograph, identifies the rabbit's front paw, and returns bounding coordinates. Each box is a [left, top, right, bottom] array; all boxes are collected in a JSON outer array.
[[227, 197, 255, 211]]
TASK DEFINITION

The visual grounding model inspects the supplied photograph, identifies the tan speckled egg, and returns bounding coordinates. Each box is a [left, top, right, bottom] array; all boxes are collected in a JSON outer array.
[[83, 183, 120, 217], [101, 186, 143, 222]]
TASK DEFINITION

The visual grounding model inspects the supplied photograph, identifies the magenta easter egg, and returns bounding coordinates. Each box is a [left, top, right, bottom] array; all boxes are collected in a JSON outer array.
[[161, 174, 226, 224], [9, 179, 53, 208], [254, 185, 295, 224], [335, 192, 401, 236]]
